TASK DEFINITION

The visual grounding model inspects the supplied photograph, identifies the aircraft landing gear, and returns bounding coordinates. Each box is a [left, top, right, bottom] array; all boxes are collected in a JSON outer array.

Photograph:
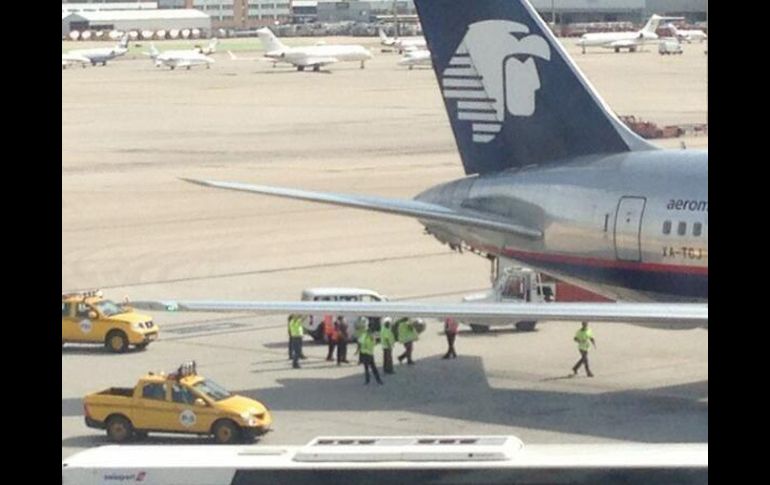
[[313, 65, 320, 72], [297, 66, 305, 72], [186, 66, 191, 70], [360, 61, 365, 69]]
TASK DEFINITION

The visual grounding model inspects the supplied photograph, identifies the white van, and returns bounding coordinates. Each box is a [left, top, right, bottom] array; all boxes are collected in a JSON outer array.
[[300, 288, 388, 341], [658, 40, 683, 55]]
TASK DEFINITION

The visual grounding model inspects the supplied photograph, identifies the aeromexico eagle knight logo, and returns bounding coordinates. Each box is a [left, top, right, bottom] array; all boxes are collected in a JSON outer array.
[[442, 20, 551, 143]]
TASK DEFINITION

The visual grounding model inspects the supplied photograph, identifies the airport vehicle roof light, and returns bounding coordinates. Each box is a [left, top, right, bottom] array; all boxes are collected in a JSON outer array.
[[173, 361, 197, 379]]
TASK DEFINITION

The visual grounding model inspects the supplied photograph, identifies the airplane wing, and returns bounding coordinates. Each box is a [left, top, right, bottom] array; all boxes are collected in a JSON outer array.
[[295, 56, 339, 67], [129, 299, 707, 327], [181, 178, 542, 239]]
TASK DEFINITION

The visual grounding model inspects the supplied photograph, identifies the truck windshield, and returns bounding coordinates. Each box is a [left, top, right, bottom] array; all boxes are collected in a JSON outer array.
[[193, 379, 232, 402], [93, 300, 126, 317]]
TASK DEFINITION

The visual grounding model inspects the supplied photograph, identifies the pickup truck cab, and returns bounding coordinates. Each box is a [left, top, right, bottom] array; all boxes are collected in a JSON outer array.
[[83, 362, 272, 444], [62, 290, 158, 352], [462, 266, 555, 332]]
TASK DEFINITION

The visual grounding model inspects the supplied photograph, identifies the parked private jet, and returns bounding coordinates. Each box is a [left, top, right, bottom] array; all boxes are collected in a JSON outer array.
[[379, 28, 427, 53], [146, 39, 217, 70], [576, 14, 683, 53], [398, 48, 432, 69], [666, 23, 708, 43], [64, 34, 129, 66], [134, 0, 707, 329], [256, 27, 373, 71]]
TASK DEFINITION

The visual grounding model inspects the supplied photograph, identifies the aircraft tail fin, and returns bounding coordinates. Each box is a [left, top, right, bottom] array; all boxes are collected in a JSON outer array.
[[414, 0, 656, 175], [206, 38, 218, 54], [118, 33, 130, 49], [256, 27, 287, 54], [641, 14, 663, 35]]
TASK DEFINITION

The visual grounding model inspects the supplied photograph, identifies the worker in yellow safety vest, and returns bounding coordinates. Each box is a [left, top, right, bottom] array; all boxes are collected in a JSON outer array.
[[571, 321, 596, 377], [396, 317, 418, 365], [288, 314, 305, 369], [359, 327, 383, 385], [380, 317, 396, 374]]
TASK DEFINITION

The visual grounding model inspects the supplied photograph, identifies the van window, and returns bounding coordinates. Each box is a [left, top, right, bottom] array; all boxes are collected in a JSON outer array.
[[361, 295, 381, 302], [339, 296, 360, 302]]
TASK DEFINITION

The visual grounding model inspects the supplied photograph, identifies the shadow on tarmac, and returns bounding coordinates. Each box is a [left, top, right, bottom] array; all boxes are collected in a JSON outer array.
[[62, 356, 707, 443]]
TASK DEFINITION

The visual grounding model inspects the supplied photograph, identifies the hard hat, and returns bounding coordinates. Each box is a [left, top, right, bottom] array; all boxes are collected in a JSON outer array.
[[414, 318, 425, 324], [382, 317, 393, 325]]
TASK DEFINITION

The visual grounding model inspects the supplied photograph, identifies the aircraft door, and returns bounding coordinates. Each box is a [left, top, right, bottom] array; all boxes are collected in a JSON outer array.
[[614, 196, 646, 262]]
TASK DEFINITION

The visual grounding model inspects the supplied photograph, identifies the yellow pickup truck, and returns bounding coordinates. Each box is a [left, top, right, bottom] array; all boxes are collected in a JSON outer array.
[[83, 362, 272, 444], [62, 290, 158, 353]]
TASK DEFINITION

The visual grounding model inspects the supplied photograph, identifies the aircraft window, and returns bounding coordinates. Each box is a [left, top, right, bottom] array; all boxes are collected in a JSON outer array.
[[142, 383, 166, 401], [677, 222, 687, 236], [171, 383, 195, 405], [662, 221, 671, 235], [693, 222, 702, 237]]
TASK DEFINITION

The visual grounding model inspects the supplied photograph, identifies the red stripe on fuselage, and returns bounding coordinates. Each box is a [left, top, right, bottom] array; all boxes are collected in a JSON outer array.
[[475, 246, 708, 276]]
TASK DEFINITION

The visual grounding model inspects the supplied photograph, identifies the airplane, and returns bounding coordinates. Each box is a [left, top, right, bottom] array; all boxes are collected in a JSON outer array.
[[146, 39, 217, 70], [398, 48, 432, 69], [666, 23, 708, 43], [64, 34, 129, 66], [133, 0, 707, 329], [256, 27, 373, 71], [61, 52, 90, 69], [379, 27, 428, 53], [576, 14, 683, 53]]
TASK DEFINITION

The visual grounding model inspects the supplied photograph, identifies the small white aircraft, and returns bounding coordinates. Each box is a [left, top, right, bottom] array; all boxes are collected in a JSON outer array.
[[61, 52, 90, 69], [379, 28, 427, 53], [256, 27, 372, 71], [576, 14, 683, 53], [398, 48, 432, 69], [64, 34, 129, 66], [146, 39, 217, 70], [666, 23, 708, 43]]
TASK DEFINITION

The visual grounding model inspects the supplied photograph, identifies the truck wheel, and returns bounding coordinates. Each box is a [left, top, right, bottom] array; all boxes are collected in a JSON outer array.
[[105, 330, 129, 353], [469, 324, 490, 333], [135, 430, 149, 440], [516, 321, 537, 332], [212, 420, 241, 444], [106, 415, 134, 443]]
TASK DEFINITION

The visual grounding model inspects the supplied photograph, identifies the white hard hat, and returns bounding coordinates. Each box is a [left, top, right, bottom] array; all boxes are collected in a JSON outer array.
[[382, 317, 393, 324]]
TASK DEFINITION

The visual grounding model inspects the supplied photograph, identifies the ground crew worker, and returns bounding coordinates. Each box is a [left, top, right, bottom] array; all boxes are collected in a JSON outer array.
[[443, 317, 459, 359], [359, 327, 383, 385], [288, 314, 305, 369], [380, 317, 396, 374], [572, 321, 596, 377], [336, 316, 350, 365], [354, 316, 369, 364], [323, 315, 337, 361], [396, 317, 417, 365]]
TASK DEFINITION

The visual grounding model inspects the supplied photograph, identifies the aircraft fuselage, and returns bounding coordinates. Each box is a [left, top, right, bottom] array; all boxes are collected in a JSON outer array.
[[415, 149, 707, 302]]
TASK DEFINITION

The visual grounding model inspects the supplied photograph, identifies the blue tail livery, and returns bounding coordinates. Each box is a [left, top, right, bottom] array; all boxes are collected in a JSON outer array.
[[415, 0, 656, 175]]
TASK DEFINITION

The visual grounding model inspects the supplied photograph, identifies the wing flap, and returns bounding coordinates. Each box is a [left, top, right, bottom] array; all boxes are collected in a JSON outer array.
[[182, 179, 542, 239], [130, 300, 707, 327]]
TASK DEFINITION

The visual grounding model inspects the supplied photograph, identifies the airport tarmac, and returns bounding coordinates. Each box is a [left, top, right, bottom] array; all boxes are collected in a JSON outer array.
[[62, 37, 707, 460]]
